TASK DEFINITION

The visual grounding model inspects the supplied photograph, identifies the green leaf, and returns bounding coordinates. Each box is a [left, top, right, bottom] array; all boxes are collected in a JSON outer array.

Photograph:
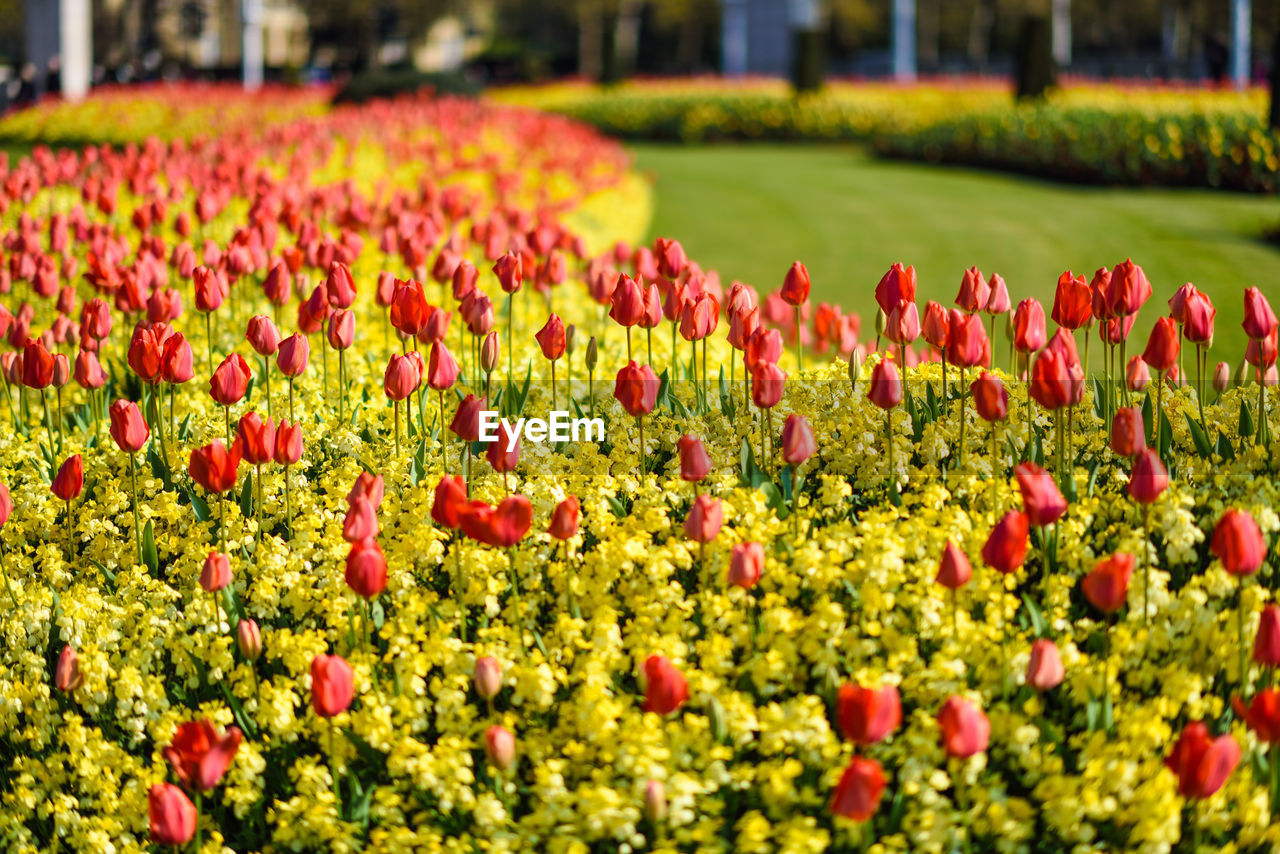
[[1185, 414, 1212, 458], [739, 439, 754, 485], [239, 474, 254, 519], [218, 680, 256, 738], [655, 369, 672, 411], [759, 481, 784, 511], [341, 727, 387, 769], [706, 695, 728, 743], [1085, 697, 1101, 731], [925, 381, 940, 421], [179, 412, 193, 441], [141, 521, 158, 575], [87, 557, 117, 590], [188, 489, 212, 522], [1091, 376, 1106, 421], [1215, 432, 1235, 461], [1239, 399, 1254, 440], [1021, 593, 1046, 637], [1141, 394, 1154, 446], [371, 599, 385, 629], [1158, 409, 1173, 458], [605, 493, 627, 518]]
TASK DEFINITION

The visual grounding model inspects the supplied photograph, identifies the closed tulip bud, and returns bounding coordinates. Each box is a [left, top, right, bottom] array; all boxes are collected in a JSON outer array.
[[327, 309, 355, 351], [1052, 270, 1093, 330], [427, 341, 459, 390], [535, 313, 566, 360], [1183, 289, 1216, 344], [585, 336, 598, 372], [985, 273, 1011, 315], [1013, 462, 1067, 527], [922, 300, 951, 350], [1013, 298, 1047, 354], [684, 494, 723, 543], [644, 779, 667, 823], [1235, 359, 1252, 387], [1026, 639, 1064, 692], [982, 510, 1029, 574], [276, 333, 310, 377], [484, 725, 516, 770], [728, 541, 764, 589], [867, 358, 902, 410], [193, 266, 226, 312], [875, 263, 917, 317], [1082, 552, 1134, 614], [210, 353, 252, 406], [937, 695, 990, 758], [325, 261, 356, 309], [641, 654, 689, 715], [450, 394, 486, 442], [55, 645, 83, 692], [1213, 361, 1231, 392], [109, 399, 150, 453], [273, 420, 303, 465], [310, 653, 355, 718], [74, 349, 105, 390], [947, 311, 989, 368], [1127, 448, 1168, 504], [51, 354, 69, 388], [885, 299, 920, 345], [1110, 407, 1145, 457], [473, 656, 503, 699], [237, 618, 262, 661], [51, 454, 83, 501], [1141, 317, 1180, 373], [1243, 286, 1278, 340], [384, 354, 420, 401], [1254, 605, 1280, 668], [780, 413, 816, 465], [0, 483, 10, 528], [874, 307, 886, 338], [955, 266, 990, 315], [970, 372, 1008, 421], [1126, 355, 1150, 392], [547, 496, 580, 540], [1165, 722, 1240, 800], [125, 328, 161, 384], [936, 541, 972, 589], [614, 361, 660, 416], [837, 683, 902, 745], [676, 434, 712, 482], [1211, 508, 1266, 577], [245, 315, 281, 356], [345, 540, 387, 599], [565, 324, 577, 356], [200, 551, 231, 593], [848, 350, 861, 390], [161, 333, 194, 384], [148, 783, 197, 846], [830, 757, 887, 822], [493, 251, 522, 294], [480, 331, 500, 375], [780, 260, 810, 306]]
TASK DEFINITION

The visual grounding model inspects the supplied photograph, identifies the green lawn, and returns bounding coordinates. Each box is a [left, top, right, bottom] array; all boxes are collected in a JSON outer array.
[[632, 143, 1280, 357]]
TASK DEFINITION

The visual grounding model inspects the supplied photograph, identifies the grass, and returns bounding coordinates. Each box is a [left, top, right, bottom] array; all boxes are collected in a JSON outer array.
[[632, 143, 1280, 357]]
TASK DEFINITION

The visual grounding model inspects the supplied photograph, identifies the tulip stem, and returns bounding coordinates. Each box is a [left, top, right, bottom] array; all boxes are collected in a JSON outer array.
[[439, 390, 448, 473], [65, 499, 73, 558], [255, 464, 263, 543], [951, 587, 958, 639], [588, 369, 594, 421], [957, 378, 966, 466], [885, 406, 895, 494], [129, 452, 142, 566], [507, 293, 514, 412], [646, 327, 653, 370], [637, 415, 646, 472], [168, 384, 176, 443], [795, 306, 803, 374], [205, 312, 214, 375], [1240, 576, 1251, 696], [550, 360, 557, 412], [195, 789, 203, 852], [1141, 502, 1150, 627], [702, 338, 708, 416], [1155, 377, 1163, 453], [393, 401, 401, 460], [338, 350, 346, 423], [1103, 615, 1112, 733], [1257, 382, 1268, 447], [288, 378, 296, 424], [951, 758, 971, 854], [940, 355, 948, 415], [1195, 344, 1205, 429], [55, 386, 63, 453], [224, 406, 231, 445], [1270, 742, 1280, 821]]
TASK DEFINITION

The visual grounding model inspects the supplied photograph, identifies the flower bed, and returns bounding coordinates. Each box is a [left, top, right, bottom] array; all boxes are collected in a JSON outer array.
[[0, 87, 1278, 854]]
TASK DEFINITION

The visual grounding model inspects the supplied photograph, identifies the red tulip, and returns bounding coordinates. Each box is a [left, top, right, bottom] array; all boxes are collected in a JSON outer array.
[[1107, 258, 1152, 319], [655, 237, 688, 279], [276, 333, 310, 377], [780, 260, 810, 306], [451, 259, 478, 300], [640, 282, 664, 329], [189, 440, 241, 494], [426, 342, 459, 391], [676, 434, 712, 482], [1110, 407, 1145, 457], [985, 273, 1011, 315], [55, 645, 83, 692], [343, 495, 380, 543], [641, 654, 688, 715], [149, 784, 197, 846], [1211, 509, 1266, 577], [1233, 689, 1280, 743], [51, 454, 83, 501], [1243, 286, 1278, 340], [346, 540, 387, 598], [0, 483, 10, 527], [163, 719, 242, 792], [1165, 721, 1240, 799], [1126, 354, 1152, 391], [751, 362, 786, 409], [126, 327, 162, 384], [954, 266, 989, 315], [936, 541, 972, 589], [744, 327, 782, 371], [493, 251, 522, 294], [609, 274, 645, 328], [1256, 605, 1280, 668], [1127, 448, 1168, 504], [1051, 270, 1092, 330], [263, 262, 291, 306], [199, 551, 231, 593], [884, 299, 920, 345], [484, 725, 517, 770], [970, 372, 1008, 421], [431, 475, 468, 529], [613, 361, 660, 417], [1182, 288, 1216, 345], [684, 494, 723, 543], [311, 653, 355, 717], [327, 309, 355, 351], [193, 266, 226, 312], [1013, 298, 1046, 353], [485, 421, 520, 474], [109, 399, 149, 453], [450, 394, 486, 442], [922, 300, 951, 350], [209, 353, 251, 406], [981, 510, 1029, 574], [273, 420, 303, 465], [488, 495, 533, 547], [780, 413, 816, 465], [875, 263, 917, 317], [937, 695, 990, 758], [161, 333, 194, 384], [236, 412, 274, 465], [836, 683, 901, 745], [946, 311, 989, 368], [1026, 638, 1065, 692], [1082, 552, 1134, 614], [245, 315, 281, 356], [830, 757, 886, 822], [535, 313, 566, 360], [1029, 349, 1071, 410], [74, 350, 106, 389], [548, 496, 580, 540], [1013, 461, 1067, 527], [237, 618, 262, 660], [383, 354, 420, 401], [867, 358, 902, 410], [727, 541, 764, 589], [326, 261, 356, 309], [1141, 317, 1180, 373]]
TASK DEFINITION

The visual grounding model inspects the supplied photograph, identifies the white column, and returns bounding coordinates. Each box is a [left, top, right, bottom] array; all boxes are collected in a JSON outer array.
[[1051, 0, 1071, 68], [722, 0, 747, 76], [1231, 0, 1251, 88], [59, 0, 90, 100], [892, 0, 916, 82], [243, 0, 264, 91]]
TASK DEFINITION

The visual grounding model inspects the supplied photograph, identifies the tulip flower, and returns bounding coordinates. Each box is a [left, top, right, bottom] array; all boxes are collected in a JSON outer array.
[[1212, 508, 1266, 689], [273, 419, 302, 532], [164, 719, 242, 793], [677, 434, 712, 485], [685, 493, 723, 584], [547, 495, 580, 542], [51, 453, 82, 556], [938, 695, 990, 758], [1110, 407, 1145, 458], [641, 654, 688, 715], [780, 412, 815, 466], [781, 260, 810, 370], [955, 266, 989, 316], [1014, 461, 1067, 528], [190, 440, 241, 552], [484, 724, 516, 771], [236, 411, 274, 540], [936, 540, 972, 632], [384, 353, 420, 458], [614, 360, 659, 466], [1165, 722, 1240, 802], [1026, 638, 1064, 693], [110, 399, 150, 564], [867, 357, 902, 489], [644, 779, 667, 824], [311, 653, 355, 718], [431, 475, 468, 529], [836, 683, 901, 745], [237, 617, 262, 662], [54, 645, 83, 693], [149, 783, 197, 847], [922, 300, 952, 409], [485, 420, 520, 493], [535, 313, 566, 409], [1256, 605, 1280, 671], [728, 541, 764, 590], [474, 656, 502, 704], [829, 757, 886, 823]]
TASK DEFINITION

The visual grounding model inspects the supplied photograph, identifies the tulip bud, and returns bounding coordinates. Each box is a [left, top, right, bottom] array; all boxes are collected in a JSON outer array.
[[1213, 361, 1231, 392], [1125, 355, 1150, 392], [237, 618, 262, 661], [480, 331, 500, 376], [1234, 359, 1251, 387], [200, 551, 232, 593], [848, 351, 861, 392], [1254, 605, 1280, 668], [52, 354, 70, 388], [1026, 639, 1064, 692], [55, 645, 83, 692], [874, 307, 886, 337], [644, 779, 666, 824], [484, 725, 516, 770], [474, 656, 502, 699], [565, 323, 577, 356], [585, 336, 598, 372]]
